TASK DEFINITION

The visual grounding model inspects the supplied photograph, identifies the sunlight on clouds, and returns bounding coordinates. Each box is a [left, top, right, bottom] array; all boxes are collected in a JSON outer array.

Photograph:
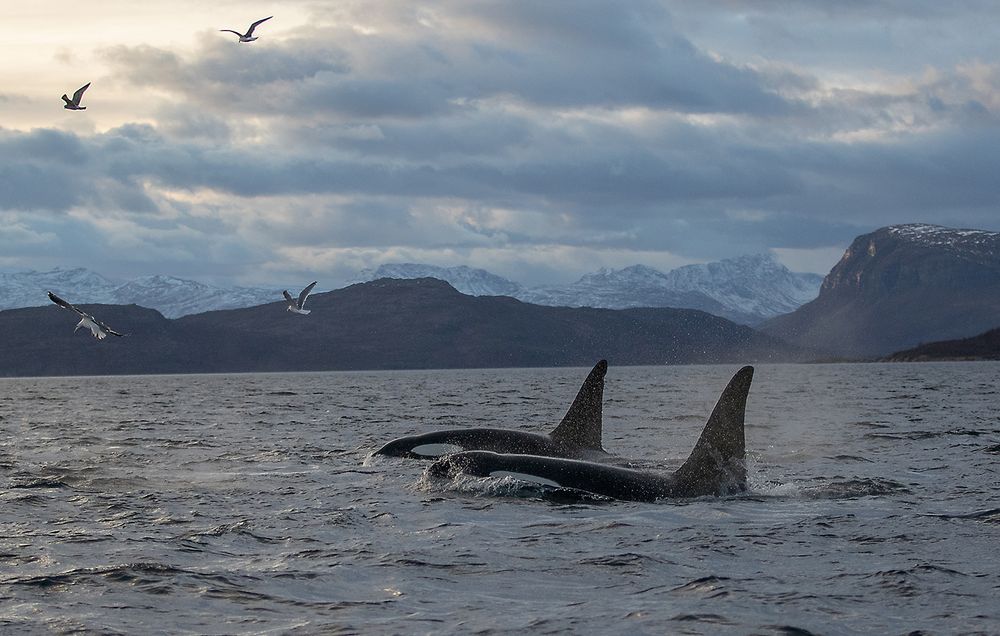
[[956, 61, 1000, 110], [2, 1, 999, 285], [2, 1, 312, 132]]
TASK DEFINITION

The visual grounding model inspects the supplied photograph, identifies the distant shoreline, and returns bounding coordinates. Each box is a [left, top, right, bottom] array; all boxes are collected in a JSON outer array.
[[4, 357, 1000, 381]]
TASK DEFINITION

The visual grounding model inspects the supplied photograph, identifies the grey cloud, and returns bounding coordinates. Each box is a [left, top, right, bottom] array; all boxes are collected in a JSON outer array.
[[672, 2, 1000, 77], [6, 1, 1000, 284], [153, 104, 234, 142], [0, 162, 80, 210], [103, 3, 799, 120], [702, 1, 998, 20], [0, 127, 151, 213], [285, 110, 542, 162], [6, 113, 998, 245], [4, 128, 87, 165], [297, 77, 460, 118]]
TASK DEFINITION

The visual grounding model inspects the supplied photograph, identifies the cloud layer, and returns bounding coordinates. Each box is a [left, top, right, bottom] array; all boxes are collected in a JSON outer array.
[[2, 1, 999, 285]]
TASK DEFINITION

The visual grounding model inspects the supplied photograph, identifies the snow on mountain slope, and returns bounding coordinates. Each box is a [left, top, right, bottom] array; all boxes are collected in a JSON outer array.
[[1, 253, 824, 324], [350, 263, 524, 297], [354, 256, 823, 324], [658, 254, 824, 320], [0, 269, 279, 318], [111, 275, 279, 318], [0, 268, 119, 309], [886, 224, 999, 258]]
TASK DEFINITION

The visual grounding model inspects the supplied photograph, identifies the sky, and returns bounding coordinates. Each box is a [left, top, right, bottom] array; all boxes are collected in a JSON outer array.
[[2, 1, 999, 287]]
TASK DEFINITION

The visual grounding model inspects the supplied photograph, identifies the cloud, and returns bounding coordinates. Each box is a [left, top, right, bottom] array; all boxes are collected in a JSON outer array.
[[102, 2, 800, 120], [2, 1, 1000, 285]]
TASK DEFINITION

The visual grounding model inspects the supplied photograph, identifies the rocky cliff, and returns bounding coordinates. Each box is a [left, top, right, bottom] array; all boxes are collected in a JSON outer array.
[[762, 224, 1000, 358]]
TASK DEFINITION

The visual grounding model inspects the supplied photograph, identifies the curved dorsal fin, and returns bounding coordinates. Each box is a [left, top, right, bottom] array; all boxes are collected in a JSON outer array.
[[673, 366, 753, 496], [549, 360, 607, 451]]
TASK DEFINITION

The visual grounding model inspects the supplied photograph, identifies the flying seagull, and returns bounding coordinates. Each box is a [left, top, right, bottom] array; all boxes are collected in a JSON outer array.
[[47, 291, 125, 340], [61, 83, 90, 110], [283, 281, 317, 315], [220, 16, 273, 42]]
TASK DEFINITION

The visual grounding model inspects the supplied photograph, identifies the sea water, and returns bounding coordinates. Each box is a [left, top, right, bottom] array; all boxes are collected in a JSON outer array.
[[1, 363, 998, 634]]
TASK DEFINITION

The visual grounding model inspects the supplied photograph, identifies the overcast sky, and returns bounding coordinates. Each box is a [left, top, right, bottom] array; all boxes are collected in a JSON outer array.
[[2, 1, 999, 286]]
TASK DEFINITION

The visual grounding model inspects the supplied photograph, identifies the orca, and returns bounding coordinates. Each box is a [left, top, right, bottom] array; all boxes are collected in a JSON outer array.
[[428, 366, 754, 502], [373, 360, 609, 461]]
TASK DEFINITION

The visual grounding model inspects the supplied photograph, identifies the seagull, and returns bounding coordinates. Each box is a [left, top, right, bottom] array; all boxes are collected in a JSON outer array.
[[283, 281, 317, 315], [61, 83, 90, 110], [47, 291, 125, 340], [220, 16, 273, 42]]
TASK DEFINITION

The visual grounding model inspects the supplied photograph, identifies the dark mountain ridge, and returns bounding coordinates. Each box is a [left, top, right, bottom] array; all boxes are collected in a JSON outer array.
[[0, 278, 807, 377], [884, 327, 1000, 361], [761, 224, 1000, 358]]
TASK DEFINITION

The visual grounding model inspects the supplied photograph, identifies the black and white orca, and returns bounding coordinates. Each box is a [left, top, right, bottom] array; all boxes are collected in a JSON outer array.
[[374, 360, 609, 461], [428, 366, 754, 501]]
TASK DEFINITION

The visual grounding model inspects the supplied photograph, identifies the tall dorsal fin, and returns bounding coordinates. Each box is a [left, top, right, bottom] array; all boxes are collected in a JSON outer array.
[[549, 359, 607, 451], [673, 366, 753, 496]]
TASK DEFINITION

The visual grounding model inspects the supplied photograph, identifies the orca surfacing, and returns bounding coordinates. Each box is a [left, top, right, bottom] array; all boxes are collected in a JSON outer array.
[[428, 366, 754, 502], [373, 360, 609, 461]]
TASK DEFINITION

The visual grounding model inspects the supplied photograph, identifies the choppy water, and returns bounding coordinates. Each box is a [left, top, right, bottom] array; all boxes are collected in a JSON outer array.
[[1, 363, 998, 635]]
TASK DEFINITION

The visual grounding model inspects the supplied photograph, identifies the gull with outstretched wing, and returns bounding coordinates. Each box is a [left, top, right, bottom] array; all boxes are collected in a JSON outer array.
[[47, 291, 125, 340], [220, 16, 273, 42], [62, 82, 90, 110], [283, 281, 317, 315]]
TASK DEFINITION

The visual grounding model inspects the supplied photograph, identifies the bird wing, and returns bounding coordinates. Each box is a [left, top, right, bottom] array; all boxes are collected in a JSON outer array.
[[246, 16, 273, 36], [282, 290, 294, 303], [48, 291, 87, 317], [219, 29, 244, 37], [72, 83, 90, 105], [61, 94, 72, 105], [297, 281, 317, 308], [96, 318, 126, 337]]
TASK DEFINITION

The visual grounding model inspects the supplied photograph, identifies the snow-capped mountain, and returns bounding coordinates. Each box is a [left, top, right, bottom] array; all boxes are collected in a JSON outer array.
[[2, 253, 823, 324], [516, 255, 821, 324], [658, 254, 824, 321], [0, 267, 120, 309], [763, 224, 1000, 357], [885, 224, 998, 259], [110, 275, 279, 318], [516, 265, 733, 318], [352, 255, 823, 325], [350, 264, 524, 297], [0, 268, 280, 318]]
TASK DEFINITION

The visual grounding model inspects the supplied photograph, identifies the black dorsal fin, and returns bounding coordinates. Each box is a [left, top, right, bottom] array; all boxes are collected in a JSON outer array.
[[673, 366, 754, 496], [549, 360, 607, 451]]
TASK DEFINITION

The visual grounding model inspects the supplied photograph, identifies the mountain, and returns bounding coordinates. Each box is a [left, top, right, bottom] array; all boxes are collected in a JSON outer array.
[[2, 254, 822, 324], [0, 268, 279, 319], [761, 224, 1000, 358], [0, 278, 808, 377], [350, 263, 523, 297], [0, 267, 119, 308], [518, 265, 735, 320], [353, 255, 822, 325], [658, 254, 824, 322], [519, 255, 821, 324], [0, 302, 196, 377], [110, 275, 278, 318], [884, 327, 1000, 361]]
